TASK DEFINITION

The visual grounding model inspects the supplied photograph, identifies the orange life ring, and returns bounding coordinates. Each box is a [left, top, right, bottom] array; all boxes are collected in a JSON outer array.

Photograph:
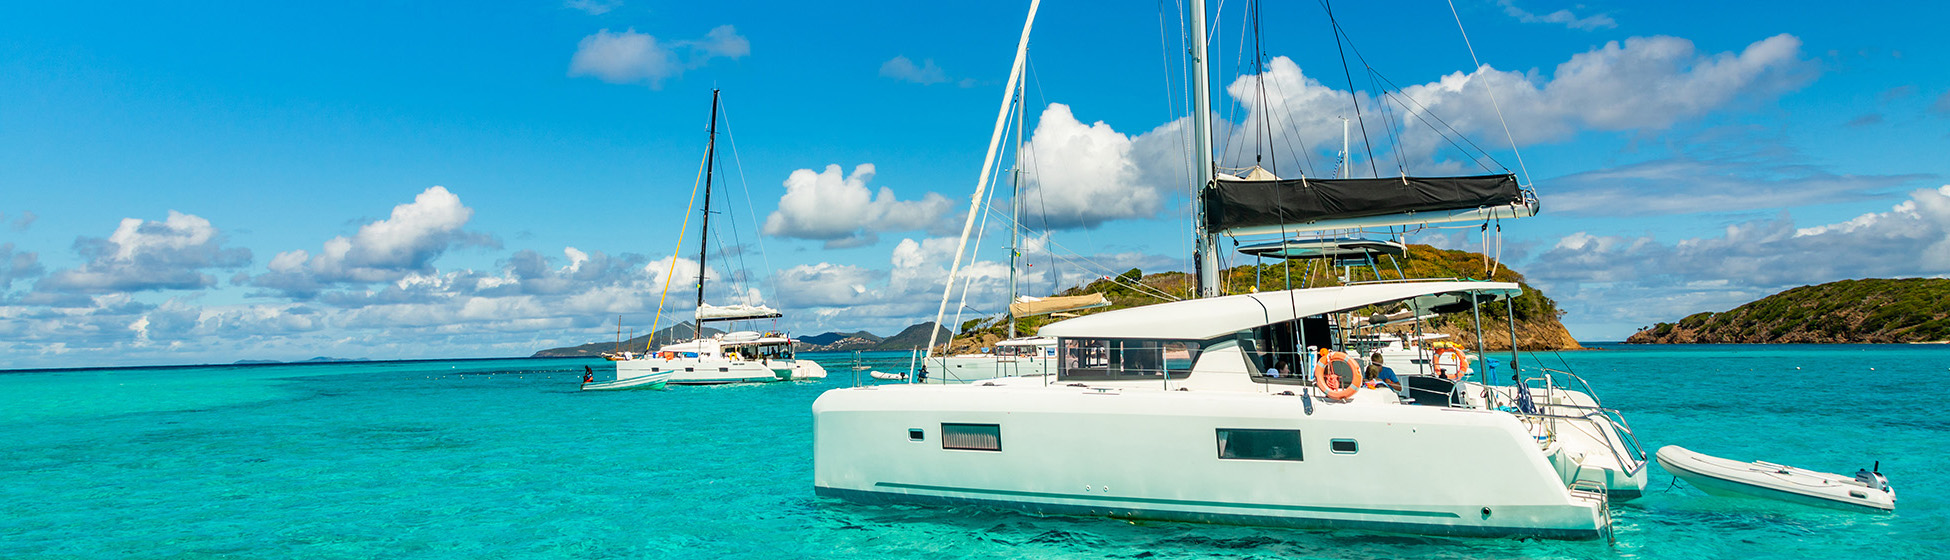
[[1313, 351, 1363, 399], [1432, 347, 1470, 380]]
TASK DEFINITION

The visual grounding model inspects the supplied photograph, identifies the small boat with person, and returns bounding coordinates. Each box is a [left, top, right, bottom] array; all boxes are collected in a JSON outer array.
[[1655, 446, 1895, 512]]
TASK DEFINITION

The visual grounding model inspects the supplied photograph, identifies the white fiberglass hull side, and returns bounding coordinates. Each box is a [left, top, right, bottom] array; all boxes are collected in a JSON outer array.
[[622, 356, 817, 385], [923, 355, 1052, 384], [812, 384, 1607, 539], [792, 360, 828, 380], [582, 366, 670, 391], [1469, 384, 1649, 499]]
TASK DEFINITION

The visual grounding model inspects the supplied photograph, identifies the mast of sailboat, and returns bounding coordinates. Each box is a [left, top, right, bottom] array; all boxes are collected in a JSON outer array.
[[1007, 65, 1025, 340], [696, 89, 720, 319], [1189, 0, 1219, 298], [1340, 117, 1350, 179], [925, 0, 1040, 362]]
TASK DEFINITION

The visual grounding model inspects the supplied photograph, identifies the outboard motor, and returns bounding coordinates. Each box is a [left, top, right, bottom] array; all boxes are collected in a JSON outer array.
[[1855, 461, 1891, 492]]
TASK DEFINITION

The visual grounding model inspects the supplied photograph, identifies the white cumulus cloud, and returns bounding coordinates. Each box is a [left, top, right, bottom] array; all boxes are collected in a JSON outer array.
[[762, 163, 955, 248], [568, 25, 749, 88], [564, 0, 620, 15], [1527, 185, 1950, 336], [1216, 34, 1816, 177], [879, 56, 948, 85], [1498, 0, 1616, 30], [249, 186, 493, 296], [35, 211, 251, 294], [1019, 104, 1172, 230]]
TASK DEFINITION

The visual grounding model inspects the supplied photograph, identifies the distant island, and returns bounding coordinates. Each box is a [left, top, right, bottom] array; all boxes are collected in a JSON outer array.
[[231, 357, 370, 364], [533, 244, 1582, 356], [1627, 278, 1950, 344]]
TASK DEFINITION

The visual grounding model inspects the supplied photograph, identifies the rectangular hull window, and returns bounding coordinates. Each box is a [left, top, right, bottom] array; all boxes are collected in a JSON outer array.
[[942, 423, 1001, 451], [1216, 429, 1303, 461]]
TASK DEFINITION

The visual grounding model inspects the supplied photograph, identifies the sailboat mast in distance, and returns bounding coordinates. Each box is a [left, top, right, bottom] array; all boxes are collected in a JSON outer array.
[[696, 89, 720, 312]]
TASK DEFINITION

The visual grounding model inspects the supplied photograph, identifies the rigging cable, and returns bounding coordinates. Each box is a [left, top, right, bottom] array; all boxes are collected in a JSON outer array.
[[1319, 0, 1380, 178], [1445, 0, 1533, 186], [647, 144, 713, 349], [1309, 19, 1508, 173], [718, 100, 783, 314]]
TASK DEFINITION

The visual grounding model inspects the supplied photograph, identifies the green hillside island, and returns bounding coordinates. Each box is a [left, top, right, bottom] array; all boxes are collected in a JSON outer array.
[[1626, 278, 1950, 344], [532, 322, 722, 357], [943, 244, 1581, 352]]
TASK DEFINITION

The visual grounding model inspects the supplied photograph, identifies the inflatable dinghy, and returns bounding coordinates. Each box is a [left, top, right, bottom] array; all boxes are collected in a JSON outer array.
[[1655, 446, 1894, 512], [868, 370, 907, 380]]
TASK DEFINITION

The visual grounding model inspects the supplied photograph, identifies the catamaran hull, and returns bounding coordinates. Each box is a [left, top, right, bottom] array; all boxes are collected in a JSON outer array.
[[813, 385, 1608, 540], [923, 356, 1052, 384], [622, 357, 826, 385]]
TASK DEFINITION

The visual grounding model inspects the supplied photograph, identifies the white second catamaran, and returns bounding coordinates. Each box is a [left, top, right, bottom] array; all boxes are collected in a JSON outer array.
[[813, 0, 1644, 539]]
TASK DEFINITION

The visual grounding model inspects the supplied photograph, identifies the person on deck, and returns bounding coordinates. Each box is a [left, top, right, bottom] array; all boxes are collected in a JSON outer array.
[[1366, 352, 1402, 391]]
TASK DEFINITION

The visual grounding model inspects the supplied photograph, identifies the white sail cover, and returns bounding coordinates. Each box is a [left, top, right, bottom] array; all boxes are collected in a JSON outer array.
[[696, 303, 782, 322], [1009, 293, 1111, 317]]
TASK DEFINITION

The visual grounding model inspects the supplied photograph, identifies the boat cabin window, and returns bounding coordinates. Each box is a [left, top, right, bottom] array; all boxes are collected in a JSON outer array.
[[1216, 429, 1304, 461], [1056, 338, 1198, 381], [994, 344, 1044, 358], [941, 423, 1001, 451], [1241, 316, 1334, 384]]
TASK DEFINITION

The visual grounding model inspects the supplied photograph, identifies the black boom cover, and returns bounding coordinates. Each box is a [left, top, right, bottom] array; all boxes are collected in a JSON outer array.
[[1203, 174, 1522, 232]]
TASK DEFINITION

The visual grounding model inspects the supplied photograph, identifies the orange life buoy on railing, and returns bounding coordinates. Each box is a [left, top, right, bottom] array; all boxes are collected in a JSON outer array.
[[1313, 351, 1363, 399], [1432, 347, 1471, 381]]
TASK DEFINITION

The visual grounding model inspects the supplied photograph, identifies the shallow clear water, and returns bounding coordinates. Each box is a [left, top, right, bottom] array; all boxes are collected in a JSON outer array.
[[1, 345, 1941, 559]]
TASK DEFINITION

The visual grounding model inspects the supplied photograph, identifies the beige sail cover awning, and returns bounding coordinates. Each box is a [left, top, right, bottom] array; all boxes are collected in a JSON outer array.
[[1009, 293, 1111, 317]]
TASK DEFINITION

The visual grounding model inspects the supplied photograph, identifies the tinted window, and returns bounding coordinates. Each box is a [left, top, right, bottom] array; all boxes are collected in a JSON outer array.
[[1058, 338, 1199, 381], [1216, 429, 1304, 461]]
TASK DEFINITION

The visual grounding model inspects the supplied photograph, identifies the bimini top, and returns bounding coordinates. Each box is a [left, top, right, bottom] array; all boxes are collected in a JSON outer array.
[[1203, 173, 1536, 236], [1037, 281, 1520, 341], [696, 303, 782, 322]]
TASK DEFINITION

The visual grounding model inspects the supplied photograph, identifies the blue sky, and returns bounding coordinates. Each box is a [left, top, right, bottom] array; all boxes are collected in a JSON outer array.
[[3, 0, 1948, 368]]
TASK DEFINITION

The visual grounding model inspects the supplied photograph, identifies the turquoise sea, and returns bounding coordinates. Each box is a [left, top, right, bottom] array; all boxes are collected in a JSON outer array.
[[2, 344, 1941, 559]]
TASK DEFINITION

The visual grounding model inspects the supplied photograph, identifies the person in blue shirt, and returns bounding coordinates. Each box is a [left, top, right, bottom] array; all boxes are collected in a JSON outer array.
[[1366, 352, 1402, 391]]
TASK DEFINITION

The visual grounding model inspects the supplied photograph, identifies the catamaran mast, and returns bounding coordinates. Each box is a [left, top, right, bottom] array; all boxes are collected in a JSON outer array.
[[1190, 0, 1219, 298], [696, 89, 720, 315], [1008, 70, 1025, 340], [924, 0, 1040, 362]]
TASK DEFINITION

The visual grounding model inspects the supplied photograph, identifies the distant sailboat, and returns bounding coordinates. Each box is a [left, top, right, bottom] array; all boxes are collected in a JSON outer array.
[[590, 89, 825, 390]]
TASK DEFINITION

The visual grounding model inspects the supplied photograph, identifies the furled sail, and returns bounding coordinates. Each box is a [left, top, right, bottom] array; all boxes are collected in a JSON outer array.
[[695, 303, 782, 322], [1202, 173, 1535, 236], [1008, 293, 1111, 317]]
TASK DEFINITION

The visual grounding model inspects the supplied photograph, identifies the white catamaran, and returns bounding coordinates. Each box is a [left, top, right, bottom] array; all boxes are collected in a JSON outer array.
[[587, 90, 825, 390], [813, 0, 1645, 539]]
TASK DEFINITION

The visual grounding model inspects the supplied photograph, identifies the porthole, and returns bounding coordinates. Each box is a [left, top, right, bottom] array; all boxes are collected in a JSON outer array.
[[908, 428, 924, 441], [1330, 439, 1358, 454]]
